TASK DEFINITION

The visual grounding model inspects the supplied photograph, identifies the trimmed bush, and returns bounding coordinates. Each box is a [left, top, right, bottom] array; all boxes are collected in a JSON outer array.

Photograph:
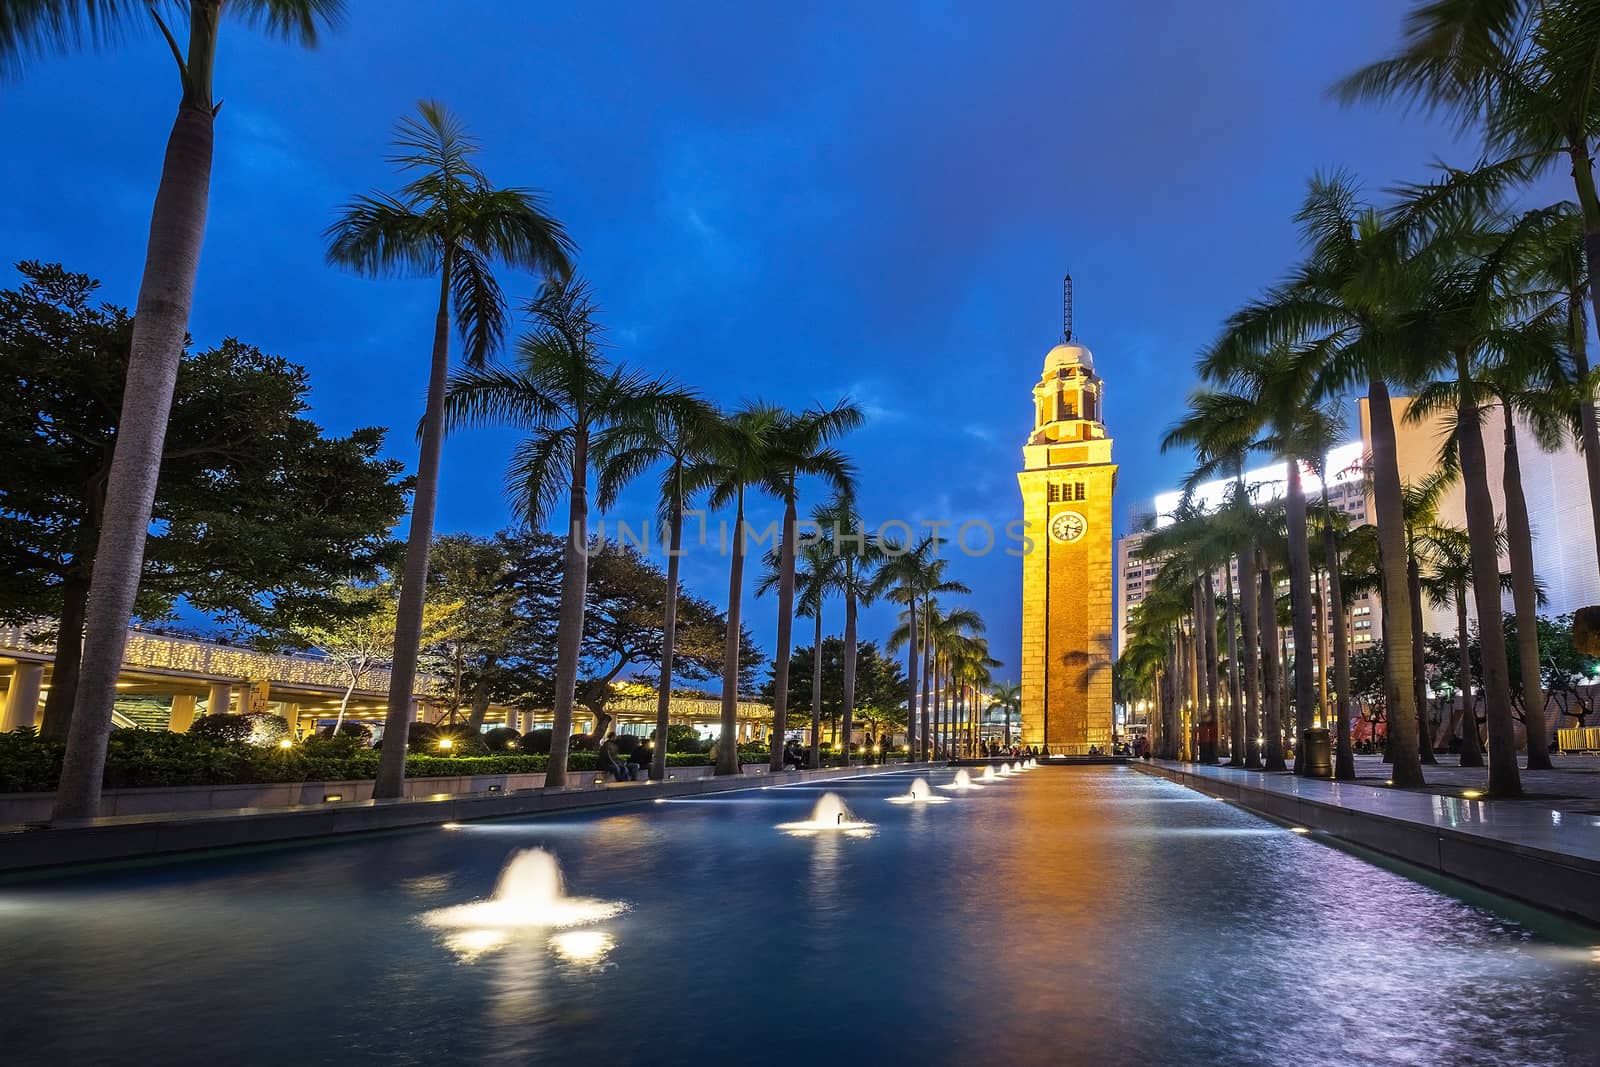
[[664, 724, 706, 753], [613, 735, 641, 756], [484, 727, 521, 753], [190, 712, 288, 747], [319, 721, 373, 744], [522, 728, 552, 755], [0, 731, 640, 792]]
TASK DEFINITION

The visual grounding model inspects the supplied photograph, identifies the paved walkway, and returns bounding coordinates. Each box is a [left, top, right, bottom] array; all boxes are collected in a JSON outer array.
[[1350, 752, 1600, 816], [1139, 759, 1600, 923], [1155, 759, 1600, 863]]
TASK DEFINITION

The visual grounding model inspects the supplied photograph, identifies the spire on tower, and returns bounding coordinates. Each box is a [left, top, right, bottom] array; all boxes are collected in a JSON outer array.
[[1062, 272, 1074, 343]]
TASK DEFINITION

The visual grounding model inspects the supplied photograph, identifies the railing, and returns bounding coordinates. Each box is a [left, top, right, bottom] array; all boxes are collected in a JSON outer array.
[[1556, 727, 1600, 753], [0, 623, 392, 692]]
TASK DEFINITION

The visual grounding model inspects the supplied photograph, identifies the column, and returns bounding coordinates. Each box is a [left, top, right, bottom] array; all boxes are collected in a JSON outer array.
[[281, 702, 301, 736], [206, 682, 233, 716], [2, 663, 44, 732], [168, 694, 198, 733], [411, 699, 425, 722]]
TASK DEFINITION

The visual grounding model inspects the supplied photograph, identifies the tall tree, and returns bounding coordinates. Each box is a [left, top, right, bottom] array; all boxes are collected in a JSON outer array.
[[0, 263, 408, 747], [326, 101, 572, 798], [688, 404, 781, 775], [441, 279, 660, 787], [874, 541, 969, 761], [817, 495, 880, 764], [753, 403, 862, 772], [8, 2, 348, 821], [595, 391, 717, 779], [989, 681, 1021, 749], [1210, 175, 1433, 787]]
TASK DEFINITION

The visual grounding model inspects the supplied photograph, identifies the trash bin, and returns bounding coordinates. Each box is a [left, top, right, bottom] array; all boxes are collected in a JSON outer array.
[[1301, 727, 1333, 779]]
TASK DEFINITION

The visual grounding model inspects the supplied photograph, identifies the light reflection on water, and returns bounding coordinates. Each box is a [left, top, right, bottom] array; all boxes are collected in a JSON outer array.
[[1, 767, 1597, 1066]]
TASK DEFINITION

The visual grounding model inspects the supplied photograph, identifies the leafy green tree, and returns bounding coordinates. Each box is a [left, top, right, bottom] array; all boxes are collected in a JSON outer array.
[[494, 529, 762, 742], [872, 536, 968, 761], [0, 262, 407, 744], [419, 534, 522, 731], [5, 1, 347, 823], [326, 101, 573, 799]]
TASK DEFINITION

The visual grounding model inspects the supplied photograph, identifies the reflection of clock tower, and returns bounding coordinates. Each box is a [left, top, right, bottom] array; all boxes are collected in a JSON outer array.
[[1017, 276, 1117, 754]]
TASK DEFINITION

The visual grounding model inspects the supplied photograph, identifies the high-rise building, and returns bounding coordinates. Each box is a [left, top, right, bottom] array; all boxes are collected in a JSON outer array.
[[1017, 283, 1117, 754], [1115, 444, 1380, 681]]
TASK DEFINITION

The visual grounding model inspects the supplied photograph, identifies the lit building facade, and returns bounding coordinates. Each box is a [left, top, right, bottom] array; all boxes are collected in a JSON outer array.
[[1017, 331, 1117, 754]]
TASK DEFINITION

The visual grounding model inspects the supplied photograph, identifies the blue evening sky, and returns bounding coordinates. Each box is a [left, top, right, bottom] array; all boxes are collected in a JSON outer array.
[[0, 2, 1520, 679]]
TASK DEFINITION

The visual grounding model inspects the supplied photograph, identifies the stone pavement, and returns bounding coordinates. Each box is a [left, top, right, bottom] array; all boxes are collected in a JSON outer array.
[[1350, 752, 1600, 816]]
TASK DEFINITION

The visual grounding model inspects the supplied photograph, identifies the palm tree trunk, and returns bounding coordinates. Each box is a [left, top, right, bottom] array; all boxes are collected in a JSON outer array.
[[920, 609, 933, 760], [652, 492, 684, 781], [769, 497, 800, 773], [841, 576, 858, 765], [1285, 459, 1317, 775], [1407, 548, 1437, 764], [1368, 377, 1424, 787], [1454, 359, 1520, 797], [1455, 585, 1483, 767], [904, 595, 918, 761], [1198, 576, 1220, 764], [1258, 552, 1286, 771], [1569, 146, 1600, 477], [51, 76, 219, 822], [717, 489, 747, 776], [809, 609, 824, 768], [1565, 289, 1600, 573], [370, 252, 456, 798], [1225, 561, 1245, 767], [1322, 494, 1355, 780], [1501, 404, 1550, 769], [546, 432, 592, 789], [1240, 546, 1263, 768], [40, 571, 89, 742]]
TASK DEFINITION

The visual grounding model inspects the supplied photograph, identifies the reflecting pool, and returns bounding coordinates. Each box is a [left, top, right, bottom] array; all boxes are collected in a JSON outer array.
[[2, 767, 1597, 1065]]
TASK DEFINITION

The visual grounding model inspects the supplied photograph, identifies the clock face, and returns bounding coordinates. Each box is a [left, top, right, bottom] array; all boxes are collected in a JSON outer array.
[[1050, 510, 1087, 543]]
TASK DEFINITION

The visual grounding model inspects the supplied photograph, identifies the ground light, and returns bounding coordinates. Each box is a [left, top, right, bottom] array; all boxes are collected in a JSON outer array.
[[278, 739, 293, 750], [1463, 790, 1483, 799], [1290, 827, 1311, 834], [438, 738, 453, 751]]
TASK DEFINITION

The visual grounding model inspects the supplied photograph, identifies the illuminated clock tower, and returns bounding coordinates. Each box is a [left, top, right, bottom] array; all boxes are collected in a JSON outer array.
[[1017, 276, 1117, 754]]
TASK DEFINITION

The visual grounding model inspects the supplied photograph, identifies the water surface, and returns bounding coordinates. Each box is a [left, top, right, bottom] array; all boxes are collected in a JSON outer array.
[[2, 767, 1596, 1065]]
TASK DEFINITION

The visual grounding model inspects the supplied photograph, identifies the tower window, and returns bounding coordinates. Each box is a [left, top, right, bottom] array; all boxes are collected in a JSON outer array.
[[1074, 483, 1086, 501]]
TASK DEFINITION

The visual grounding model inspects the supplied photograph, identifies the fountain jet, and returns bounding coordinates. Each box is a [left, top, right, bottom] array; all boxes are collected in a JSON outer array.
[[777, 792, 875, 835], [939, 768, 983, 791], [425, 847, 625, 933], [887, 776, 951, 804]]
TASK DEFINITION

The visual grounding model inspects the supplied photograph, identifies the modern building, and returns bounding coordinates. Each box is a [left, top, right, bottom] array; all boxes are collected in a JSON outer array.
[[1118, 443, 1377, 662], [1366, 396, 1600, 631], [1017, 284, 1117, 754]]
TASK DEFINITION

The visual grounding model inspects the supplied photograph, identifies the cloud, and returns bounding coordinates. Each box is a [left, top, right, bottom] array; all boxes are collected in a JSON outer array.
[[845, 378, 904, 423]]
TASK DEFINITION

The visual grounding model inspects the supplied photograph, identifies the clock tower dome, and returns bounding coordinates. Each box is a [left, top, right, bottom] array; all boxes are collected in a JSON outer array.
[[1016, 276, 1117, 754]]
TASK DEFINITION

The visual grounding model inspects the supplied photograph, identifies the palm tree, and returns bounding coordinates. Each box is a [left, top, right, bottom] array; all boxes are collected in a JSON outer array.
[[690, 403, 781, 775], [595, 391, 717, 780], [441, 279, 661, 788], [816, 494, 880, 765], [15, 3, 346, 820], [872, 536, 968, 760], [1417, 522, 1487, 767], [324, 102, 572, 799], [1335, 0, 1600, 364], [755, 402, 862, 772], [757, 523, 837, 769], [1210, 175, 1432, 787], [989, 681, 1021, 749]]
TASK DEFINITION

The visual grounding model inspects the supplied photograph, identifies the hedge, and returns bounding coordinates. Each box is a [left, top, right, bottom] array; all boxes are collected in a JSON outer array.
[[0, 730, 712, 793]]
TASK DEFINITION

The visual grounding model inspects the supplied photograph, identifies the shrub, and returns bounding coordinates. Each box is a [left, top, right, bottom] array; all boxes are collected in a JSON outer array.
[[664, 724, 705, 753], [484, 727, 521, 753], [612, 734, 641, 756], [568, 732, 597, 752], [301, 733, 365, 758], [319, 721, 373, 744], [521, 728, 552, 755], [190, 712, 288, 747]]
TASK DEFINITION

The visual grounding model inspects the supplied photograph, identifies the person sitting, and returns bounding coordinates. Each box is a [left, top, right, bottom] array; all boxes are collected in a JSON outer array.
[[599, 737, 632, 781], [783, 739, 807, 770]]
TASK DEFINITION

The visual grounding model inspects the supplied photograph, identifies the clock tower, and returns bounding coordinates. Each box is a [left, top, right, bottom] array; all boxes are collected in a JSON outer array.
[[1016, 277, 1117, 754]]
